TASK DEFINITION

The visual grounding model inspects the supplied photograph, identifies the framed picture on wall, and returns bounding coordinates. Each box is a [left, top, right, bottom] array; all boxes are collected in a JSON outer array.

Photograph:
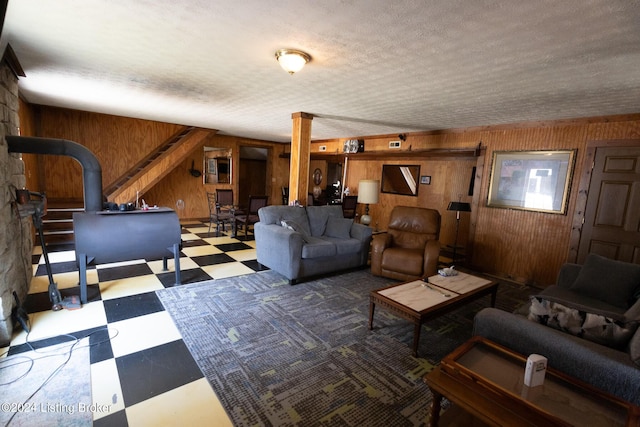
[[420, 176, 431, 185], [487, 149, 576, 214], [207, 158, 217, 175]]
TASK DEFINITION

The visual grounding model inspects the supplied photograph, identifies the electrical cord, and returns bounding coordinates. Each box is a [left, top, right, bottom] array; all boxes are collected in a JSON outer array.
[[1, 320, 120, 427]]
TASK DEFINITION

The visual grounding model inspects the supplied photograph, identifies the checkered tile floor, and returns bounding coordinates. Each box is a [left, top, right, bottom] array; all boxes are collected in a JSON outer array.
[[2, 221, 267, 426]]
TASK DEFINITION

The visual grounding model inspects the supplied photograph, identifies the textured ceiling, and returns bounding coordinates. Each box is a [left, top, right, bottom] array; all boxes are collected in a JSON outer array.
[[2, 0, 640, 143]]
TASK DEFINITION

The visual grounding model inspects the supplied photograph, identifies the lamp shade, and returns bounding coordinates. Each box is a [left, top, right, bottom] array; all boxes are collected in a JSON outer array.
[[357, 180, 379, 204], [447, 201, 471, 212]]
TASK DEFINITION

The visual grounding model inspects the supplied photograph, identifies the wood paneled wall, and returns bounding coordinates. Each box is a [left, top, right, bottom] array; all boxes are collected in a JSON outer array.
[[32, 106, 184, 199], [313, 115, 640, 287], [143, 135, 289, 219], [18, 101, 640, 287]]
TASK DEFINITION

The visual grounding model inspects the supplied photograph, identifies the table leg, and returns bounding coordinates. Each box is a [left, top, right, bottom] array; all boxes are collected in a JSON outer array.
[[430, 391, 443, 427], [412, 322, 421, 357], [490, 286, 498, 307], [368, 301, 375, 329]]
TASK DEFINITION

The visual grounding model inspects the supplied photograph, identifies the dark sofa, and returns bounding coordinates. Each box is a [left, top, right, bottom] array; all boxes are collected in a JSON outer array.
[[473, 254, 640, 405]]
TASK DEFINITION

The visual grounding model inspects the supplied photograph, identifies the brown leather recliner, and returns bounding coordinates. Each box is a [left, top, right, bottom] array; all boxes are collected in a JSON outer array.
[[371, 206, 441, 281]]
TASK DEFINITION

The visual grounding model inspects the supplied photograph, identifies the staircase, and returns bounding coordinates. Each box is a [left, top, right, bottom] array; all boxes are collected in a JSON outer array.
[[37, 199, 84, 246], [105, 127, 214, 204], [36, 126, 216, 245]]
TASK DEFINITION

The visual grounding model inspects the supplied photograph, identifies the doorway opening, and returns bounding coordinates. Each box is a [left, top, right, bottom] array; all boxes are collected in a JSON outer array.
[[238, 146, 270, 210]]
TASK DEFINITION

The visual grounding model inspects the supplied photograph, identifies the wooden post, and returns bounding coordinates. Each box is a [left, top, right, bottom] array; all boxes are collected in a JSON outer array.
[[289, 112, 313, 205]]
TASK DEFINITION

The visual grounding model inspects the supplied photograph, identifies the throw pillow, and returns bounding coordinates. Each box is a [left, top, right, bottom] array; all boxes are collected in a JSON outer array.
[[281, 220, 311, 242], [324, 217, 353, 239], [528, 296, 639, 350], [570, 253, 640, 309]]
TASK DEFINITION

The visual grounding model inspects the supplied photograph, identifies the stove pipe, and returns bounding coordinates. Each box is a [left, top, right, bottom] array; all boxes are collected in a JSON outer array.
[[6, 136, 103, 212]]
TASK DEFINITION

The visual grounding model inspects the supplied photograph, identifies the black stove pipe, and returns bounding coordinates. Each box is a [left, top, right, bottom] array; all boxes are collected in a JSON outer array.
[[7, 136, 103, 212]]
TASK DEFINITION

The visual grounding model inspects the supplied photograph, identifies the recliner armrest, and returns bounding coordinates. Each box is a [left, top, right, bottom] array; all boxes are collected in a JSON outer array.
[[371, 233, 392, 276], [422, 239, 441, 277]]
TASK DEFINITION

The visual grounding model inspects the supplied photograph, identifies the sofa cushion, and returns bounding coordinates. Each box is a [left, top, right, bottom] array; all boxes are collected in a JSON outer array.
[[324, 217, 353, 239], [570, 253, 640, 309], [259, 205, 312, 236], [320, 236, 361, 255], [301, 237, 337, 259], [306, 205, 344, 237], [281, 219, 311, 242], [528, 296, 639, 350]]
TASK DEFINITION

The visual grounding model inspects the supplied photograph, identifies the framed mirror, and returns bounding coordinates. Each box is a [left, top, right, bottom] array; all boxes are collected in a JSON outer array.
[[381, 164, 420, 196], [204, 147, 232, 184]]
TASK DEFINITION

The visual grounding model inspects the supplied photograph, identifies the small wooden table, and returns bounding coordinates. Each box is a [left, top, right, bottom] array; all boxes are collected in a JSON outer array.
[[368, 272, 498, 357], [424, 336, 640, 426]]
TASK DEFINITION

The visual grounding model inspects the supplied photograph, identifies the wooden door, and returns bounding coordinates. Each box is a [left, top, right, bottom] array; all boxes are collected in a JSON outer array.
[[577, 143, 640, 264]]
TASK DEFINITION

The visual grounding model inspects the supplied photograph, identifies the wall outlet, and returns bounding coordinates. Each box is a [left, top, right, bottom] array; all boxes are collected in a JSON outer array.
[[319, 145, 327, 152], [389, 140, 401, 149]]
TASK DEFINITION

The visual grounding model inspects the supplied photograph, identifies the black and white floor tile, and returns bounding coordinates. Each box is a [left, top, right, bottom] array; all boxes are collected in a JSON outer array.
[[2, 221, 266, 426]]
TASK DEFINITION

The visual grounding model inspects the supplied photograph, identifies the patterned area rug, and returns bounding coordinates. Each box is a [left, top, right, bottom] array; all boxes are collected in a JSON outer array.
[[157, 269, 532, 426]]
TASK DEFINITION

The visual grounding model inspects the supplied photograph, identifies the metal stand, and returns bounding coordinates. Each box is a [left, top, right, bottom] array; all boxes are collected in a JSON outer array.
[[18, 192, 62, 311]]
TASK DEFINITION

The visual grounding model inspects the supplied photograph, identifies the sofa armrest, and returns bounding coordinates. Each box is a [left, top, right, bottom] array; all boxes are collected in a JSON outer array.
[[349, 222, 373, 242], [556, 263, 581, 289], [255, 222, 304, 280]]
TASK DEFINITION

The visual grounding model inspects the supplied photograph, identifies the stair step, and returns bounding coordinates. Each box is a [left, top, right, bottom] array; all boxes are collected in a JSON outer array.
[[43, 222, 74, 232]]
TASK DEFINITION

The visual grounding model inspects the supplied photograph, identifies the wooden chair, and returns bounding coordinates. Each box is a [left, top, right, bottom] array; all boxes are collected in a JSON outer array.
[[235, 195, 268, 240], [207, 190, 235, 236], [341, 195, 358, 219]]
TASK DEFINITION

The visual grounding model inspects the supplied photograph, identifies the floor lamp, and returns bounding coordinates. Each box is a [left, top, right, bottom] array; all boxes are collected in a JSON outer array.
[[447, 198, 471, 264], [357, 180, 379, 226]]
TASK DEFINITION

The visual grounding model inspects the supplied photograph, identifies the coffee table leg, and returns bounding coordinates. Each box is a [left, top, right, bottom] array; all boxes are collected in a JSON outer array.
[[490, 286, 498, 307], [430, 391, 443, 427], [369, 301, 375, 330], [412, 322, 421, 357]]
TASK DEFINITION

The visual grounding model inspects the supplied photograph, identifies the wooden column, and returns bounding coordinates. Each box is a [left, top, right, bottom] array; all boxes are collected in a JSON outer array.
[[289, 112, 313, 205]]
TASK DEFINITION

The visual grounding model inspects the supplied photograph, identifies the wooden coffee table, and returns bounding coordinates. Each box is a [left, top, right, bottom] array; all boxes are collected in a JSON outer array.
[[368, 271, 498, 357], [424, 336, 640, 426]]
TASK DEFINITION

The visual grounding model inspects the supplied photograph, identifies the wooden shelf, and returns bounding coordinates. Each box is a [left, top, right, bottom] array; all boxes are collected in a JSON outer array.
[[280, 144, 483, 161]]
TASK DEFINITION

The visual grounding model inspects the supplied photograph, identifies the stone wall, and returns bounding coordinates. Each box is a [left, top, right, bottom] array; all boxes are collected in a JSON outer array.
[[0, 61, 32, 346]]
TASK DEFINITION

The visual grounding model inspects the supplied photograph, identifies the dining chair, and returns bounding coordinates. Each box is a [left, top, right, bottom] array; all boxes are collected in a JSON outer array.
[[341, 195, 358, 218], [207, 190, 235, 236], [235, 195, 269, 240]]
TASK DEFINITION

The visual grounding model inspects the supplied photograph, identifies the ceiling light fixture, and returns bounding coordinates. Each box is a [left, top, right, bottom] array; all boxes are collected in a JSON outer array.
[[275, 49, 311, 75]]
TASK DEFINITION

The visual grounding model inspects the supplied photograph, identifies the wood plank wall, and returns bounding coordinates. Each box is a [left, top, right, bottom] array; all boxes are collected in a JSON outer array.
[[17, 102, 640, 287], [312, 115, 640, 287], [31, 106, 185, 200], [143, 135, 289, 219]]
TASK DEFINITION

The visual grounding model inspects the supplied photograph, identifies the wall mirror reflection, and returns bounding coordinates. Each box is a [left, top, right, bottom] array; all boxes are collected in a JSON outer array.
[[204, 147, 232, 184], [381, 164, 420, 196]]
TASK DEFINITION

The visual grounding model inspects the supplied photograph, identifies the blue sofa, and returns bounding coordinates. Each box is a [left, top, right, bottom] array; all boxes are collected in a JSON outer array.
[[473, 255, 640, 405], [255, 205, 372, 284]]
